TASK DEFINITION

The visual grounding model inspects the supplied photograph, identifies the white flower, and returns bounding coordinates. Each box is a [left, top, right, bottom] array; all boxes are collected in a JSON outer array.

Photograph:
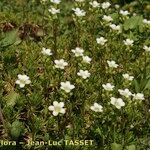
[[101, 2, 111, 9], [109, 24, 121, 31], [60, 81, 75, 93], [82, 56, 91, 64], [77, 70, 91, 79], [48, 7, 60, 14], [143, 19, 150, 25], [72, 8, 86, 17], [118, 89, 132, 98], [71, 47, 84, 57], [133, 93, 144, 100], [75, 0, 85, 2], [54, 59, 68, 69], [123, 39, 134, 46], [90, 103, 103, 112], [143, 46, 150, 52], [107, 60, 119, 68], [16, 74, 31, 88], [41, 47, 53, 56], [102, 83, 114, 91], [102, 15, 113, 22], [120, 10, 130, 16], [122, 73, 134, 81], [89, 1, 100, 8], [48, 101, 66, 116], [110, 97, 125, 109], [115, 4, 120, 9], [50, 0, 61, 4], [96, 37, 107, 45]]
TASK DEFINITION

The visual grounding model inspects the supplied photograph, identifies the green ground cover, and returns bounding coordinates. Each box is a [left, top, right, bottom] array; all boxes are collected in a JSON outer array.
[[0, 0, 150, 149]]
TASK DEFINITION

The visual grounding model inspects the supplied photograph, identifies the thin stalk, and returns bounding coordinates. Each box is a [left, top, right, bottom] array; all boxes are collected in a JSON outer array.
[[0, 104, 8, 137], [144, 53, 147, 75], [53, 19, 58, 57]]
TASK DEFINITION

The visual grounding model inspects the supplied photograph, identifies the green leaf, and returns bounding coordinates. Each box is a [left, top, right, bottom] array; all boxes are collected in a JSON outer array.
[[4, 91, 19, 107], [123, 16, 143, 30], [111, 143, 122, 150], [95, 127, 103, 136], [144, 39, 150, 45], [110, 13, 119, 20], [126, 145, 136, 150], [134, 80, 140, 93], [11, 120, 24, 139], [44, 133, 50, 141], [129, 31, 138, 41], [144, 78, 150, 90], [0, 29, 21, 50]]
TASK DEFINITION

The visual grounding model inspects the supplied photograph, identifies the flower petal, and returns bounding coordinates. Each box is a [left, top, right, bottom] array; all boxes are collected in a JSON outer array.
[[48, 106, 54, 111], [53, 111, 59, 116]]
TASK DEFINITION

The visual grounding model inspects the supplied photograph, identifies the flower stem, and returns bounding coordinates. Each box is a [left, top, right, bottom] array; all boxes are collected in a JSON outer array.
[[0, 104, 8, 137], [53, 19, 58, 57]]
